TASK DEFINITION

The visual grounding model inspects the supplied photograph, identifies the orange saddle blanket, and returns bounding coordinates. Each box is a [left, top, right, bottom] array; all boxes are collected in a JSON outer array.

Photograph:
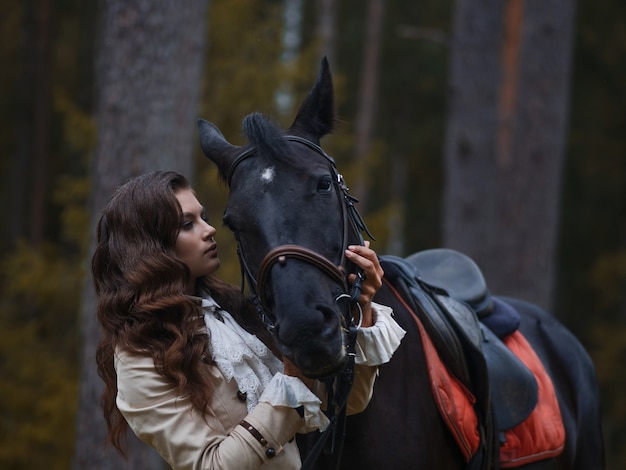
[[412, 307, 565, 466]]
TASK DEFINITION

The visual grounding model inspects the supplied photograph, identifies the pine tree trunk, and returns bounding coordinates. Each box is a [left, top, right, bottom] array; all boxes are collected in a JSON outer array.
[[443, 0, 577, 310], [73, 1, 209, 468], [275, 0, 304, 118], [7, 0, 50, 249], [353, 0, 385, 210], [30, 0, 52, 247], [316, 0, 338, 65]]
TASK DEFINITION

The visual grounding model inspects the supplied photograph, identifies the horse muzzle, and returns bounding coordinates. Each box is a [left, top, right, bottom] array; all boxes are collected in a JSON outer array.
[[256, 245, 352, 378], [271, 298, 349, 379]]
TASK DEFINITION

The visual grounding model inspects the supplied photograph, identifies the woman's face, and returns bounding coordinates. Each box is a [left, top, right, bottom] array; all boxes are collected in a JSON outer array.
[[174, 189, 220, 292]]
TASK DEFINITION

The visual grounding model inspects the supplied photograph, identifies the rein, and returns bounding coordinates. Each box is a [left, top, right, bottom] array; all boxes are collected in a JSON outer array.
[[227, 134, 374, 469]]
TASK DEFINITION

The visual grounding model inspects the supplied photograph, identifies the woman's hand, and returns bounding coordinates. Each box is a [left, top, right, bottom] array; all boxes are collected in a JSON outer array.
[[344, 241, 384, 328]]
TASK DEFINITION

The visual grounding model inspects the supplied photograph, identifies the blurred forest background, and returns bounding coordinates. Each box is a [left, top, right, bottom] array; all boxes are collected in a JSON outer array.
[[0, 0, 624, 468]]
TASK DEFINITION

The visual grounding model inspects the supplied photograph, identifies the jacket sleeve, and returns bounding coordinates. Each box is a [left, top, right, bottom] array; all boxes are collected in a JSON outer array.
[[114, 350, 302, 470], [346, 302, 406, 414]]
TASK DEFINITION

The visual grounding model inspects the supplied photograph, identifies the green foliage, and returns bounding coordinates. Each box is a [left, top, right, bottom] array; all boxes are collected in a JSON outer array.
[[52, 175, 91, 252], [0, 1, 93, 463], [201, 0, 284, 138], [3, 241, 84, 321], [0, 241, 81, 469], [54, 90, 96, 162], [196, 0, 326, 284]]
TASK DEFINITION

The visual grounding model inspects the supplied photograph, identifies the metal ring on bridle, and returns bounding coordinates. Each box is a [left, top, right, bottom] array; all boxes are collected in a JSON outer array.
[[335, 293, 363, 329]]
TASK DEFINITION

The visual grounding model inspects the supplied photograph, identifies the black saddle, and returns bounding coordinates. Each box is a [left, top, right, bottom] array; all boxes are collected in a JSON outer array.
[[405, 248, 520, 338], [405, 248, 493, 316], [380, 251, 538, 433]]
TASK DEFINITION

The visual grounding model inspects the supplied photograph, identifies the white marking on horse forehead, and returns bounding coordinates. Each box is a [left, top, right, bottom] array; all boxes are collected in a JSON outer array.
[[261, 166, 275, 183]]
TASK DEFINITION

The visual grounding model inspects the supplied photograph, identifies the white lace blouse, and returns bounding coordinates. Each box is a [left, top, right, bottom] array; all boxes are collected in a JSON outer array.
[[201, 295, 406, 433]]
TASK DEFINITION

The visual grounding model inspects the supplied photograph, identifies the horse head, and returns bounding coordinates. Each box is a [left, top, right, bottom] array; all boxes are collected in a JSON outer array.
[[198, 59, 364, 378]]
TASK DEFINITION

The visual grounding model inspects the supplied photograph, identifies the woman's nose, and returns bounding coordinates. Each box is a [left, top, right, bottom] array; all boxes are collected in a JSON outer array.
[[202, 220, 216, 238]]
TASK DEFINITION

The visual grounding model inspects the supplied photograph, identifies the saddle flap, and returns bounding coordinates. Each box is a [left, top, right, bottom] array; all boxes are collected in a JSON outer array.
[[380, 256, 472, 386], [436, 295, 482, 350], [481, 325, 538, 431]]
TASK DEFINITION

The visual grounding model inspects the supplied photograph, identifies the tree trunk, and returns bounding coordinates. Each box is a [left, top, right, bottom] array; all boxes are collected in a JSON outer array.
[[316, 0, 338, 65], [443, 0, 577, 310], [30, 0, 52, 247], [275, 0, 304, 118], [386, 150, 408, 256], [73, 1, 209, 468], [352, 0, 385, 210], [7, 1, 48, 249]]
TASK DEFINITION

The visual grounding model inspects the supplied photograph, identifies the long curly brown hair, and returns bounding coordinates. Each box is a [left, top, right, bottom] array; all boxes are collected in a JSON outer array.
[[93, 170, 278, 455]]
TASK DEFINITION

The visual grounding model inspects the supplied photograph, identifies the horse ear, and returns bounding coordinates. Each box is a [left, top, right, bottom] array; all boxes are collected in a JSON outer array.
[[197, 119, 239, 176], [289, 57, 335, 139]]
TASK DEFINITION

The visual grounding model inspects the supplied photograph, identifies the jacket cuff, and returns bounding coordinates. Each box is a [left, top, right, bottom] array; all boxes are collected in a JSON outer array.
[[238, 402, 301, 462], [259, 373, 330, 433], [355, 302, 406, 366]]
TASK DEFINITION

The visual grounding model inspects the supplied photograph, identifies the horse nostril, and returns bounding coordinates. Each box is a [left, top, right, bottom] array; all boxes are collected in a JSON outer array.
[[318, 304, 340, 323], [314, 305, 342, 339]]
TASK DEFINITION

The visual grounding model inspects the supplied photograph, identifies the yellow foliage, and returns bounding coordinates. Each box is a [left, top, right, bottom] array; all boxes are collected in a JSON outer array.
[[2, 240, 84, 317], [54, 90, 97, 155], [52, 175, 91, 252], [0, 315, 78, 469], [0, 237, 82, 468]]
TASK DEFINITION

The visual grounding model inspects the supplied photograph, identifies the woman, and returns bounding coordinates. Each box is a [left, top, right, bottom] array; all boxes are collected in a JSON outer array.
[[94, 170, 405, 469]]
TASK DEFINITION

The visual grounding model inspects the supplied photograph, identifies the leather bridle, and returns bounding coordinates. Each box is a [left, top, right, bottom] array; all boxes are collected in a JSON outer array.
[[229, 134, 373, 329], [257, 244, 348, 306], [226, 134, 374, 469]]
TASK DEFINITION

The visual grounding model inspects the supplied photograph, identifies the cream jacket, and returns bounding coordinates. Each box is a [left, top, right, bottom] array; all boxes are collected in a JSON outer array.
[[114, 303, 405, 469]]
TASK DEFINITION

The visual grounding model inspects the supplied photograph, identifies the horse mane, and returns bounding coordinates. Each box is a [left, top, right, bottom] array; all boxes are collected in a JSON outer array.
[[242, 112, 291, 163]]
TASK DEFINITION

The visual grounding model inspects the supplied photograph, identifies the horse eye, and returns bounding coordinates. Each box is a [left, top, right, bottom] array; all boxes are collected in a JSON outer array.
[[317, 178, 332, 192]]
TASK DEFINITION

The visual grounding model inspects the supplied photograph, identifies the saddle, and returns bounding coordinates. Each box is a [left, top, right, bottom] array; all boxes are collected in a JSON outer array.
[[380, 250, 538, 434]]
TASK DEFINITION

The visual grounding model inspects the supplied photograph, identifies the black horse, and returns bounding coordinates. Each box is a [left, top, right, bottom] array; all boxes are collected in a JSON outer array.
[[197, 59, 604, 469]]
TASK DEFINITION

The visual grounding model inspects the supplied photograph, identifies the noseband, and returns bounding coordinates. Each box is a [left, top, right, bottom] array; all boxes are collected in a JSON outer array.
[[257, 244, 348, 304]]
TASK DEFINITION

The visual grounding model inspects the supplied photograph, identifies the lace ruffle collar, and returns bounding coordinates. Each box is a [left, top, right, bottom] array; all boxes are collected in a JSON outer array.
[[201, 295, 283, 413]]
